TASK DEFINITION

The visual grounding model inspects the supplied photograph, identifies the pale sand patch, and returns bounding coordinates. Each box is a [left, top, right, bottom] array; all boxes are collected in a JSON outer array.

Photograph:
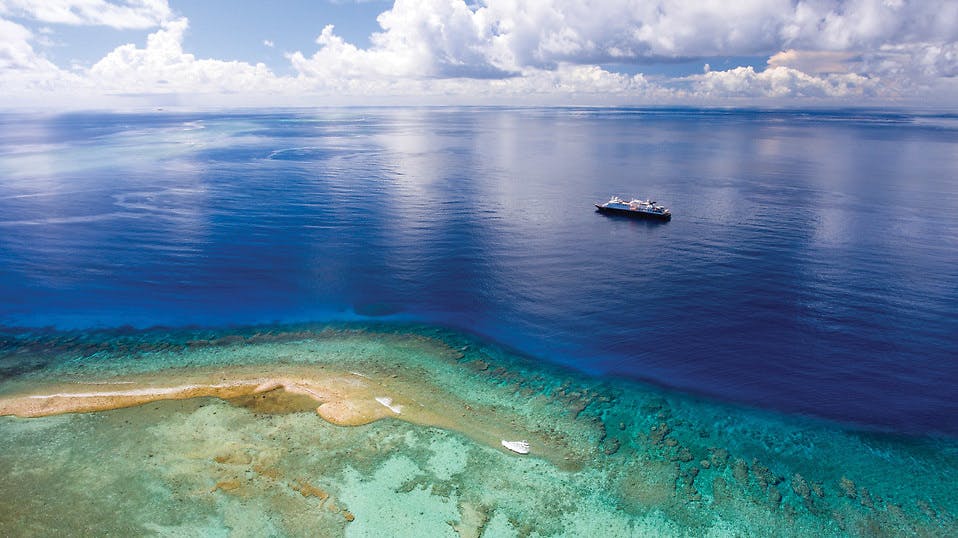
[[0, 363, 590, 468]]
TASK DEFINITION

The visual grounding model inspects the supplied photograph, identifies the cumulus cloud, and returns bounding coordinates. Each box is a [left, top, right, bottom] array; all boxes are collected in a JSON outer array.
[[285, 0, 956, 100], [0, 0, 171, 29], [867, 42, 958, 79], [689, 65, 875, 99], [2, 0, 958, 106], [290, 0, 514, 81], [480, 0, 795, 64], [908, 42, 958, 78], [0, 17, 82, 95], [0, 17, 44, 71], [0, 0, 171, 99], [422, 0, 955, 67], [783, 0, 958, 51], [89, 18, 277, 95], [485, 64, 677, 103]]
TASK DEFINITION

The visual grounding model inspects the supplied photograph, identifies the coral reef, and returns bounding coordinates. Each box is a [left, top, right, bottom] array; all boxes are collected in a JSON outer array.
[[0, 323, 955, 537]]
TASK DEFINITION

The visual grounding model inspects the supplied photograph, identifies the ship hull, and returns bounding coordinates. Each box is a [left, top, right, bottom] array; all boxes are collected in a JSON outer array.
[[595, 205, 671, 221]]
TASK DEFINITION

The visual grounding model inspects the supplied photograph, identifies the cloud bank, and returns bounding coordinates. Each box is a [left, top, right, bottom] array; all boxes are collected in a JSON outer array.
[[0, 0, 170, 29], [1, 0, 956, 107]]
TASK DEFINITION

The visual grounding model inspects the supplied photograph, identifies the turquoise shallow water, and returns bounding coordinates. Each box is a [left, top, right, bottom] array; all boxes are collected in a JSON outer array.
[[1, 323, 955, 536]]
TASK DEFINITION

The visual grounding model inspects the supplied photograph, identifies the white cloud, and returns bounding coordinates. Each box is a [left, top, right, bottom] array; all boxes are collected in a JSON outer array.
[[263, 39, 274, 48], [911, 42, 958, 78], [783, 0, 958, 51], [0, 0, 173, 102], [286, 0, 956, 98], [88, 18, 277, 95], [767, 49, 861, 74], [455, 0, 958, 66], [1, 0, 957, 107], [0, 17, 42, 70], [689, 65, 876, 99], [289, 0, 513, 81], [0, 0, 171, 29], [487, 64, 677, 103], [0, 17, 81, 94], [288, 33, 658, 102], [869, 42, 958, 79]]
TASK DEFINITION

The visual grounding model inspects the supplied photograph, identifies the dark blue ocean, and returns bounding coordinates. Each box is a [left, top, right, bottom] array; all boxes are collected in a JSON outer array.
[[1, 108, 956, 436]]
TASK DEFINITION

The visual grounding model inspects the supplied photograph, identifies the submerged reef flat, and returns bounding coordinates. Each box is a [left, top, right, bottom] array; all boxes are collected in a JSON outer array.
[[0, 324, 956, 537]]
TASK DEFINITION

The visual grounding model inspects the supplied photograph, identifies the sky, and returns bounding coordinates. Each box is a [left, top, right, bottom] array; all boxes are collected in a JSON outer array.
[[1, 0, 957, 109]]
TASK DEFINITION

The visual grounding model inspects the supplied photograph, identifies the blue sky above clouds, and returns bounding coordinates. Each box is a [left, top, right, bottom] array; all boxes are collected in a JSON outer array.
[[1, 0, 956, 108]]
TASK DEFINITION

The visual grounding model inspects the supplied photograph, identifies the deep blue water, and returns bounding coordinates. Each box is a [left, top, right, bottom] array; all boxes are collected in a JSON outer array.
[[1, 108, 956, 435]]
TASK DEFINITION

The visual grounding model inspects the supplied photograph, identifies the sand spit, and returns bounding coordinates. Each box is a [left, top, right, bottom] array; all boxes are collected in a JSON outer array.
[[0, 363, 580, 465], [0, 375, 381, 425]]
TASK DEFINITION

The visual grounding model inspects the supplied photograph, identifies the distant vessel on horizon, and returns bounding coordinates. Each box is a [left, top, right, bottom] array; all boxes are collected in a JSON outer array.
[[595, 196, 671, 220]]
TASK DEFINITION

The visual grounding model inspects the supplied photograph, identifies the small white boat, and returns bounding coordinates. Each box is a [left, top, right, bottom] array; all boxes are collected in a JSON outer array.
[[501, 440, 530, 454]]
